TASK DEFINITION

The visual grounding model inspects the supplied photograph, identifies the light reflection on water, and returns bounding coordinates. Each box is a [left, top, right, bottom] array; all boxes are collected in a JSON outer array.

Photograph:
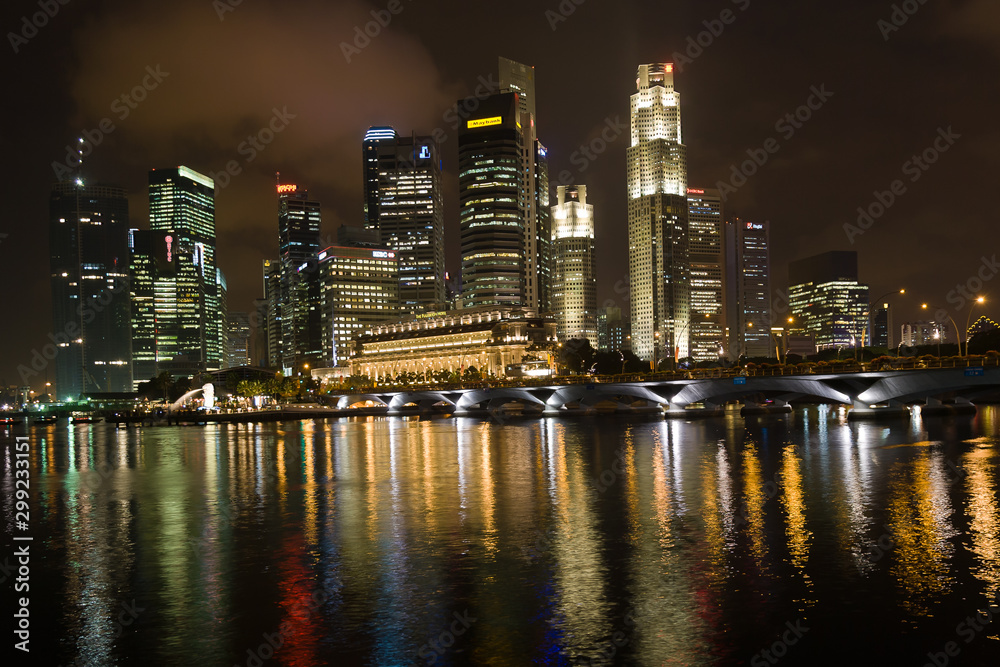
[[3, 407, 999, 666]]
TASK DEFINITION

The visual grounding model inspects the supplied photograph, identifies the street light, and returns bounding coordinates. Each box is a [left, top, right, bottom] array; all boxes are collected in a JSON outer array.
[[921, 303, 961, 357], [965, 296, 986, 356]]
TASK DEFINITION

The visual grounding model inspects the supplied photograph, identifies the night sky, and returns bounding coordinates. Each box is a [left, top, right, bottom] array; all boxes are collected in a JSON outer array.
[[2, 0, 997, 389]]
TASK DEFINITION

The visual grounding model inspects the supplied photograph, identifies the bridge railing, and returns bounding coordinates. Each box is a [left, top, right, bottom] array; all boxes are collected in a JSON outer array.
[[322, 355, 998, 396]]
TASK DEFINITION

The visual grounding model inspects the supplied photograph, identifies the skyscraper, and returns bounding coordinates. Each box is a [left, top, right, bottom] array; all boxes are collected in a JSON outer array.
[[362, 129, 446, 309], [362, 126, 398, 229], [788, 250, 869, 350], [499, 57, 551, 313], [147, 166, 222, 371], [49, 181, 132, 398], [872, 304, 891, 348], [458, 92, 527, 308], [277, 182, 322, 373], [627, 63, 689, 364], [262, 259, 282, 368], [551, 185, 597, 344], [687, 188, 726, 362], [226, 311, 251, 368], [725, 219, 773, 359]]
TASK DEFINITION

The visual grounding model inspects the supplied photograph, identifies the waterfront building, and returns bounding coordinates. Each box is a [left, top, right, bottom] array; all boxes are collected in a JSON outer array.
[[627, 63, 690, 363], [597, 307, 630, 352], [725, 218, 773, 359], [227, 311, 251, 368], [350, 307, 558, 381], [318, 242, 399, 367], [277, 183, 323, 372], [872, 304, 892, 348], [49, 180, 132, 398], [900, 321, 949, 347], [687, 188, 726, 362], [788, 250, 869, 350], [146, 166, 223, 371], [362, 128, 445, 309], [550, 185, 596, 344]]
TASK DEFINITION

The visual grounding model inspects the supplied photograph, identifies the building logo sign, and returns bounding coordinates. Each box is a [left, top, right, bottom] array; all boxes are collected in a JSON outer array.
[[687, 188, 705, 194], [418, 145, 431, 159], [746, 222, 763, 230], [372, 251, 396, 259], [277, 184, 298, 194], [164, 235, 173, 263], [467, 116, 502, 129]]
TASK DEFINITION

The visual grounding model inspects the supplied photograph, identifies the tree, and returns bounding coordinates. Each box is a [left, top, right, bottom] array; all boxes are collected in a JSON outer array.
[[463, 366, 481, 381], [559, 338, 596, 374]]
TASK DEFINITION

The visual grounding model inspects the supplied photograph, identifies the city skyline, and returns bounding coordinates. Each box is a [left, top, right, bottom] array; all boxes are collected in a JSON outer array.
[[4, 0, 998, 387]]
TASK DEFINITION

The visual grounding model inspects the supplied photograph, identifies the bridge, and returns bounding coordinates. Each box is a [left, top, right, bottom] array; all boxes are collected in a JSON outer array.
[[331, 365, 1000, 420]]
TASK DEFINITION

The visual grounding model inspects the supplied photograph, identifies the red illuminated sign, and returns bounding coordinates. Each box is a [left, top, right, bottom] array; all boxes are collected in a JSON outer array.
[[687, 188, 704, 194], [277, 184, 298, 194]]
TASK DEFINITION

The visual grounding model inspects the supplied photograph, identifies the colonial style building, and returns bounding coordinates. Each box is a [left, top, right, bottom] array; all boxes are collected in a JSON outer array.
[[350, 308, 558, 381]]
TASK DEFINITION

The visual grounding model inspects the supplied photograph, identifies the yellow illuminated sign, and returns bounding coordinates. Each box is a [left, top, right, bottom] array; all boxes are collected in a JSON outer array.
[[467, 116, 502, 129]]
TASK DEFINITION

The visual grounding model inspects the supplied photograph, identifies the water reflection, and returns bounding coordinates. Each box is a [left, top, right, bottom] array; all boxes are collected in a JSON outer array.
[[7, 406, 1000, 666]]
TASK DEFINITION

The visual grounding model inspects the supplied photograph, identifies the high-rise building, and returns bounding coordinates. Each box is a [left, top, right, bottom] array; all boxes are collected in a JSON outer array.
[[276, 183, 322, 373], [627, 63, 690, 364], [147, 166, 222, 371], [872, 304, 892, 348], [458, 92, 527, 308], [597, 307, 630, 353], [499, 57, 551, 313], [49, 181, 132, 398], [262, 259, 282, 369], [226, 311, 251, 368], [725, 219, 773, 359], [362, 129, 445, 310], [687, 188, 726, 362], [901, 321, 948, 347], [789, 250, 869, 350], [550, 185, 596, 344], [128, 228, 159, 387], [318, 243, 399, 367], [362, 126, 398, 229]]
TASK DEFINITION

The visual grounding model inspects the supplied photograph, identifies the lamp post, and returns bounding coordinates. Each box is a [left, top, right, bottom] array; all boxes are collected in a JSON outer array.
[[921, 302, 967, 356], [961, 296, 986, 356], [859, 289, 906, 350]]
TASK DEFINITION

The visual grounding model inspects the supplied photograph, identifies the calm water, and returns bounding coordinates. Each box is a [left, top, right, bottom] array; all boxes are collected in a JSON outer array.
[[3, 407, 1000, 666]]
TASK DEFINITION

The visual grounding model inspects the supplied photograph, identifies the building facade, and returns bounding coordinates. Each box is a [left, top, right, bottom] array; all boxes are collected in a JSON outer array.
[[627, 63, 690, 363], [550, 185, 596, 344], [725, 219, 773, 359], [49, 181, 132, 398], [277, 183, 322, 373], [597, 307, 630, 353], [458, 92, 527, 308], [146, 166, 223, 371], [687, 188, 726, 362], [788, 250, 869, 350], [901, 321, 948, 347], [350, 308, 557, 381], [227, 311, 251, 368], [318, 244, 399, 367], [362, 128, 446, 310]]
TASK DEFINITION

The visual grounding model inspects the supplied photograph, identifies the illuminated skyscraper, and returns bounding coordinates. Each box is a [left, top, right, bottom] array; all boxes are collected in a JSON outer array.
[[687, 188, 726, 362], [318, 244, 399, 366], [277, 183, 322, 373], [499, 57, 551, 312], [363, 129, 445, 309], [362, 126, 398, 229], [551, 185, 596, 344], [725, 219, 773, 359], [147, 166, 222, 371], [458, 92, 527, 308], [788, 250, 869, 350], [49, 181, 132, 398], [627, 63, 690, 363]]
